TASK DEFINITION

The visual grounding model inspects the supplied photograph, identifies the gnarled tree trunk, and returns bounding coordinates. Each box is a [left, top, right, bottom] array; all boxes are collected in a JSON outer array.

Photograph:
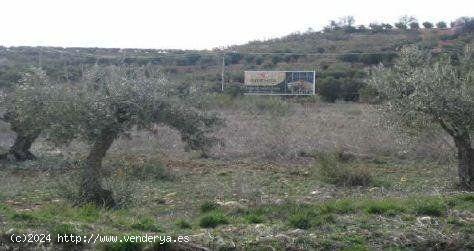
[[454, 136, 474, 190], [0, 129, 40, 161], [80, 128, 117, 207]]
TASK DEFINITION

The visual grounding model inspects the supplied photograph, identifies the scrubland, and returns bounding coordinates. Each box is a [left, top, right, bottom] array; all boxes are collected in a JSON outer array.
[[0, 97, 472, 250]]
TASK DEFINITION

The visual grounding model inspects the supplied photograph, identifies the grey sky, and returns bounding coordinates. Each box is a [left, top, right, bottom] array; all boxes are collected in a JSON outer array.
[[1, 0, 473, 49]]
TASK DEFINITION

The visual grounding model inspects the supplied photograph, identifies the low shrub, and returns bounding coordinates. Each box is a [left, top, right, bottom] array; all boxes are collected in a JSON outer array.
[[199, 212, 229, 228], [359, 85, 383, 104], [288, 209, 335, 229], [10, 212, 36, 221], [175, 219, 192, 229], [316, 153, 373, 187], [124, 159, 174, 181], [289, 212, 312, 229], [200, 201, 220, 213], [245, 213, 265, 224], [130, 217, 161, 232], [363, 200, 406, 215], [412, 198, 446, 216]]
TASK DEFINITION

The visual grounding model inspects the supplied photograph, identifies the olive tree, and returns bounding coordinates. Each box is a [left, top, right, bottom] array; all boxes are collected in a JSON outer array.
[[43, 66, 222, 207], [422, 22, 434, 29], [0, 68, 64, 161], [369, 46, 474, 190], [436, 21, 448, 29]]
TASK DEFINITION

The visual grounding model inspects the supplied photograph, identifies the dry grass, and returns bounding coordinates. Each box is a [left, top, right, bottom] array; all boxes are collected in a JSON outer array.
[[207, 100, 454, 163], [0, 99, 455, 164]]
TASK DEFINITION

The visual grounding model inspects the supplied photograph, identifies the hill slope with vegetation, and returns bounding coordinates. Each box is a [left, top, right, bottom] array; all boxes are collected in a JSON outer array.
[[1, 16, 473, 102]]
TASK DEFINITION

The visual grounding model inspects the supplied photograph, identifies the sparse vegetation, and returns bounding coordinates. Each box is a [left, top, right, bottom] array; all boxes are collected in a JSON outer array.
[[0, 14, 473, 251], [315, 152, 373, 187], [198, 211, 229, 228]]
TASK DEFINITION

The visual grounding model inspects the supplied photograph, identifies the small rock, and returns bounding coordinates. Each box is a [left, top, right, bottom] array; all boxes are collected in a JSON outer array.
[[289, 229, 306, 235], [311, 190, 320, 195], [273, 199, 284, 205], [275, 233, 291, 242], [417, 216, 432, 225], [164, 192, 177, 198], [215, 236, 226, 246], [222, 201, 246, 211]]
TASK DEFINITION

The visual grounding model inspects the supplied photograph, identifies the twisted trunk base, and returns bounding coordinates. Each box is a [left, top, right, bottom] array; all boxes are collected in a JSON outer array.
[[0, 131, 39, 161], [80, 129, 116, 207], [455, 137, 474, 190]]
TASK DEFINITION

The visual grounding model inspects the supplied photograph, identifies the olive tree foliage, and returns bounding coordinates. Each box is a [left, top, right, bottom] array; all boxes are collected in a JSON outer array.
[[369, 46, 474, 190], [0, 68, 67, 161], [42, 65, 223, 207]]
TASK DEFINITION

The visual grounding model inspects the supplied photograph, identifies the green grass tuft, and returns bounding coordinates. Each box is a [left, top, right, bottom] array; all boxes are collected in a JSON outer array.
[[316, 153, 373, 187], [199, 211, 229, 228], [175, 219, 192, 229], [101, 238, 143, 251], [200, 201, 220, 213], [245, 213, 265, 224], [363, 200, 406, 215], [10, 212, 37, 221], [412, 198, 446, 216], [130, 217, 161, 232], [289, 212, 312, 229], [322, 199, 357, 214], [50, 223, 79, 243]]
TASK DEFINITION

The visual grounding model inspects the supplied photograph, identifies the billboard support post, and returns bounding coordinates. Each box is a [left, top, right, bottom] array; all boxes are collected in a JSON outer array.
[[221, 54, 225, 92], [313, 70, 316, 95]]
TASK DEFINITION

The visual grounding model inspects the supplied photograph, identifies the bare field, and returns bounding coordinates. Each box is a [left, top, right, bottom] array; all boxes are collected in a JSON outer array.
[[1, 100, 472, 250], [0, 101, 454, 163]]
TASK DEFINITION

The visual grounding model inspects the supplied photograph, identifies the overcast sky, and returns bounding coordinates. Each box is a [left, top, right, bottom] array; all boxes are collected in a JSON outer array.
[[1, 0, 473, 50]]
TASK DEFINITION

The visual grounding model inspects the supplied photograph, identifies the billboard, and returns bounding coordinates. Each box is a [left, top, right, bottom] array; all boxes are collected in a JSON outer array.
[[244, 71, 315, 95]]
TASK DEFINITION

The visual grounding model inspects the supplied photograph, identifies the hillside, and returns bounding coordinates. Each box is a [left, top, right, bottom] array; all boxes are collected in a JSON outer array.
[[1, 21, 473, 101]]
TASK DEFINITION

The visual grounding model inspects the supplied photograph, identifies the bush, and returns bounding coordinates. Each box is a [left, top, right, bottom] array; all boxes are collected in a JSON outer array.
[[340, 80, 365, 101], [126, 161, 174, 181], [199, 212, 229, 228], [245, 213, 265, 224], [200, 201, 220, 213], [413, 198, 446, 216], [289, 212, 312, 229], [360, 53, 397, 65], [409, 22, 420, 30], [436, 21, 447, 29], [339, 52, 397, 65], [317, 67, 368, 102], [288, 210, 335, 229], [176, 219, 192, 229], [316, 153, 373, 187], [223, 83, 243, 97], [317, 77, 342, 102], [359, 86, 383, 103], [422, 22, 434, 29]]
